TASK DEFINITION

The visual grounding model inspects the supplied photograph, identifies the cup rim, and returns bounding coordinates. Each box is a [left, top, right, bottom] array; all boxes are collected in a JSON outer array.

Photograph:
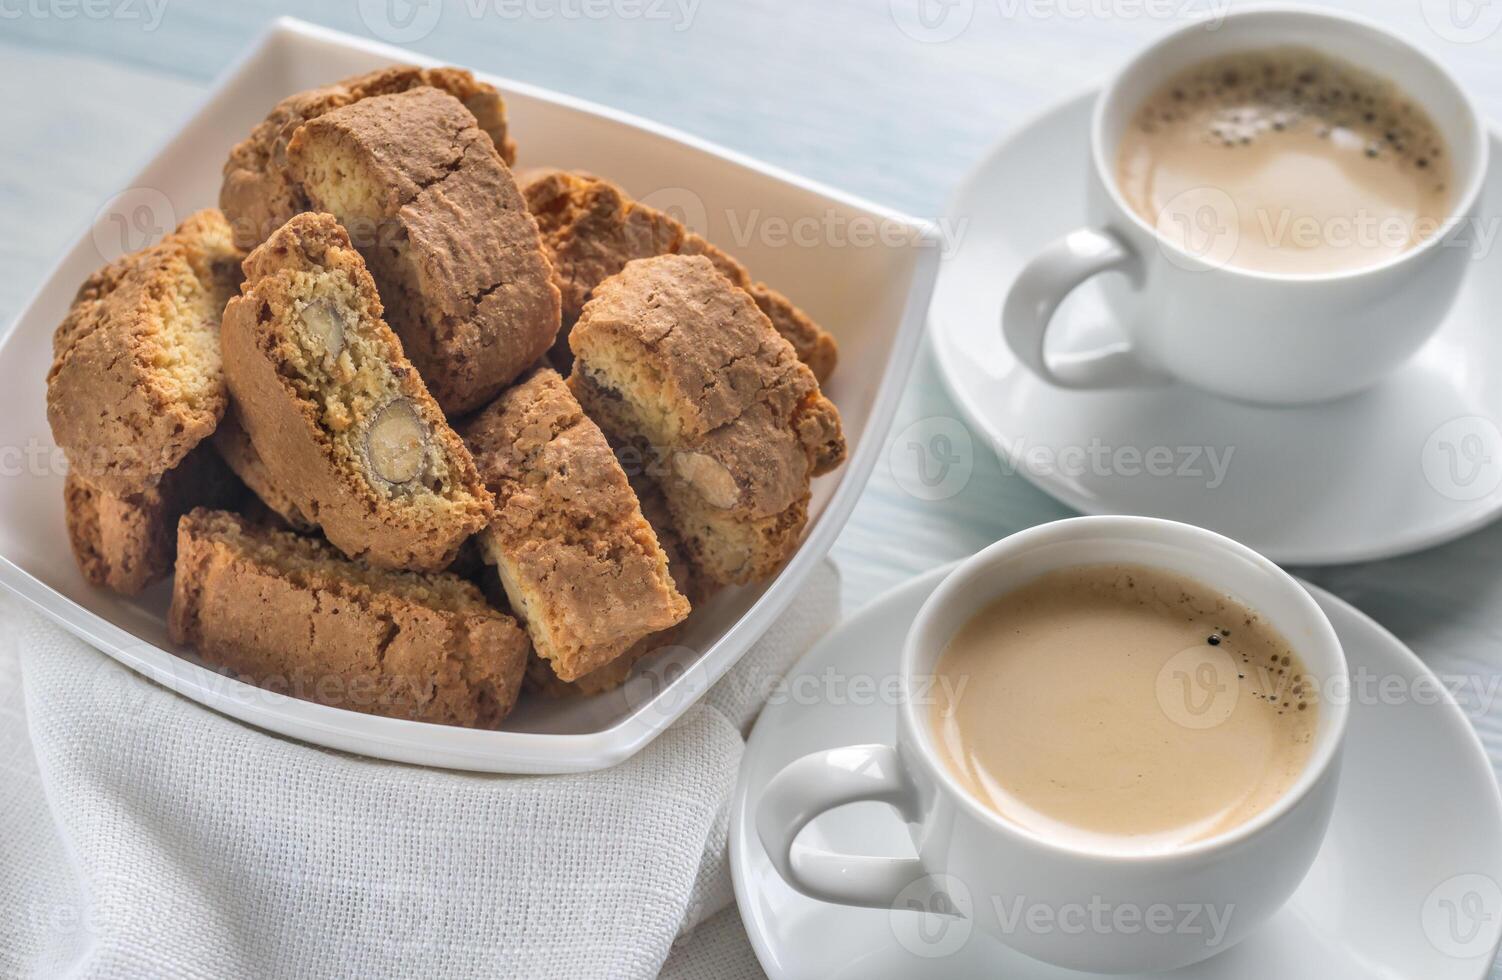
[[899, 515, 1350, 864], [1088, 4, 1490, 284]]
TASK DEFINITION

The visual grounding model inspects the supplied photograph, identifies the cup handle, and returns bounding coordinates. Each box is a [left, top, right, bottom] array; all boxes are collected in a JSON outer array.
[[1002, 227, 1168, 389], [755, 744, 931, 909]]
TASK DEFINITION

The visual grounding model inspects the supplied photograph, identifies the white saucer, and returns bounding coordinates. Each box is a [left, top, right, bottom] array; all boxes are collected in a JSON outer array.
[[929, 92, 1502, 565], [731, 565, 1502, 979]]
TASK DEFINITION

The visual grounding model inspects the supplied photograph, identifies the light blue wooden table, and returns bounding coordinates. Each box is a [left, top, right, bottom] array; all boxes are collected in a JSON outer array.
[[6, 1, 1502, 975]]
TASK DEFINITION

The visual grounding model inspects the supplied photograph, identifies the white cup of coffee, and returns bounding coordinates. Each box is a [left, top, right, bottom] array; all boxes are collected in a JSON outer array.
[[756, 516, 1348, 973], [1001, 8, 1489, 405]]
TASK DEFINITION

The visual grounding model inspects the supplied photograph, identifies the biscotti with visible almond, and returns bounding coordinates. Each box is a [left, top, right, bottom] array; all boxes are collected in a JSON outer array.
[[169, 509, 529, 728], [287, 87, 561, 414], [64, 445, 243, 595], [47, 210, 243, 495], [220, 65, 516, 249], [220, 212, 493, 571], [461, 367, 689, 682], [569, 254, 846, 586], [522, 169, 837, 380]]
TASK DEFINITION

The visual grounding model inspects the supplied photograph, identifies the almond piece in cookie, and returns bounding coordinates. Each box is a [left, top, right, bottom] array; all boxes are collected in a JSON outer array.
[[169, 508, 529, 728], [522, 169, 837, 380], [46, 209, 243, 496], [64, 444, 244, 596], [569, 254, 846, 586], [220, 65, 516, 249], [460, 367, 689, 682], [287, 86, 561, 414], [220, 212, 493, 572]]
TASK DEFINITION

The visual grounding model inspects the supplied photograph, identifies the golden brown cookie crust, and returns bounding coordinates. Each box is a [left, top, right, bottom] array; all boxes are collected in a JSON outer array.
[[523, 473, 705, 697], [63, 444, 243, 596], [211, 403, 314, 530], [169, 508, 529, 728], [522, 169, 837, 380], [220, 65, 516, 250], [568, 254, 845, 585], [46, 210, 243, 496], [220, 212, 494, 572], [287, 87, 561, 414], [461, 368, 688, 682]]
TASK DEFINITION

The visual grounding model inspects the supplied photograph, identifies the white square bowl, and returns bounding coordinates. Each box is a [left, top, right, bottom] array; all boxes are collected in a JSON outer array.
[[0, 18, 936, 773]]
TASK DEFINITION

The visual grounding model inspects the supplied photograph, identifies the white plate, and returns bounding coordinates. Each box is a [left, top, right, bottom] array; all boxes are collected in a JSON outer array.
[[0, 18, 938, 774], [930, 91, 1502, 565], [732, 564, 1502, 979]]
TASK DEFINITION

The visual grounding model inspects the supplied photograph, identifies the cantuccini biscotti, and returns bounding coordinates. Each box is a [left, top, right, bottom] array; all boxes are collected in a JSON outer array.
[[461, 367, 688, 682], [169, 509, 529, 728], [221, 65, 516, 249], [569, 254, 846, 586], [525, 473, 705, 696], [64, 444, 243, 595], [287, 87, 561, 414], [211, 404, 314, 530], [47, 209, 243, 495], [220, 212, 493, 571], [522, 169, 837, 380]]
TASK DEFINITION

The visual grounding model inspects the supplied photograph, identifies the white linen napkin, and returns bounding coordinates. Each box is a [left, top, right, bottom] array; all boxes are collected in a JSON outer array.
[[0, 563, 839, 979]]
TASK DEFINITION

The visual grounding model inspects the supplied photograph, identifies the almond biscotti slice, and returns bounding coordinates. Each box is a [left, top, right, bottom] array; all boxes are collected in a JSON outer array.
[[46, 209, 243, 495], [522, 169, 837, 380], [525, 473, 706, 696], [287, 86, 561, 414], [460, 367, 689, 682], [211, 403, 314, 530], [64, 444, 243, 595], [568, 254, 846, 586], [220, 212, 493, 572], [220, 65, 516, 249], [169, 509, 529, 728]]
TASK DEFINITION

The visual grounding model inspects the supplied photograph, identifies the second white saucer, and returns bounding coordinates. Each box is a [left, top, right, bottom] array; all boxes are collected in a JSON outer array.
[[730, 564, 1502, 979], [930, 92, 1502, 565]]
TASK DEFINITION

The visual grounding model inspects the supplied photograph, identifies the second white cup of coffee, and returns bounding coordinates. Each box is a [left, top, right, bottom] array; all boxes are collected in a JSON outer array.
[[1001, 8, 1488, 405], [756, 516, 1349, 973]]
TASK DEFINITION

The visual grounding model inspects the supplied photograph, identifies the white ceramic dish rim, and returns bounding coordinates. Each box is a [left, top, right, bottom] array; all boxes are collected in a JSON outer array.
[[0, 17, 939, 773], [930, 85, 1502, 566], [728, 561, 1502, 978]]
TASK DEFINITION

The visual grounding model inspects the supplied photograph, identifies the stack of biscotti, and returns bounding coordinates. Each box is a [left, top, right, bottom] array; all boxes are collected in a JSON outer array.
[[522, 168, 838, 380], [46, 61, 851, 722], [224, 68, 557, 414], [47, 209, 247, 595], [568, 254, 845, 589], [222, 65, 517, 250]]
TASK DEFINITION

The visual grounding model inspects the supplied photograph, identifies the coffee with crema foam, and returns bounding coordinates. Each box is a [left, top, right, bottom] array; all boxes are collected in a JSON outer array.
[[1115, 48, 1451, 275], [930, 564, 1318, 854]]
